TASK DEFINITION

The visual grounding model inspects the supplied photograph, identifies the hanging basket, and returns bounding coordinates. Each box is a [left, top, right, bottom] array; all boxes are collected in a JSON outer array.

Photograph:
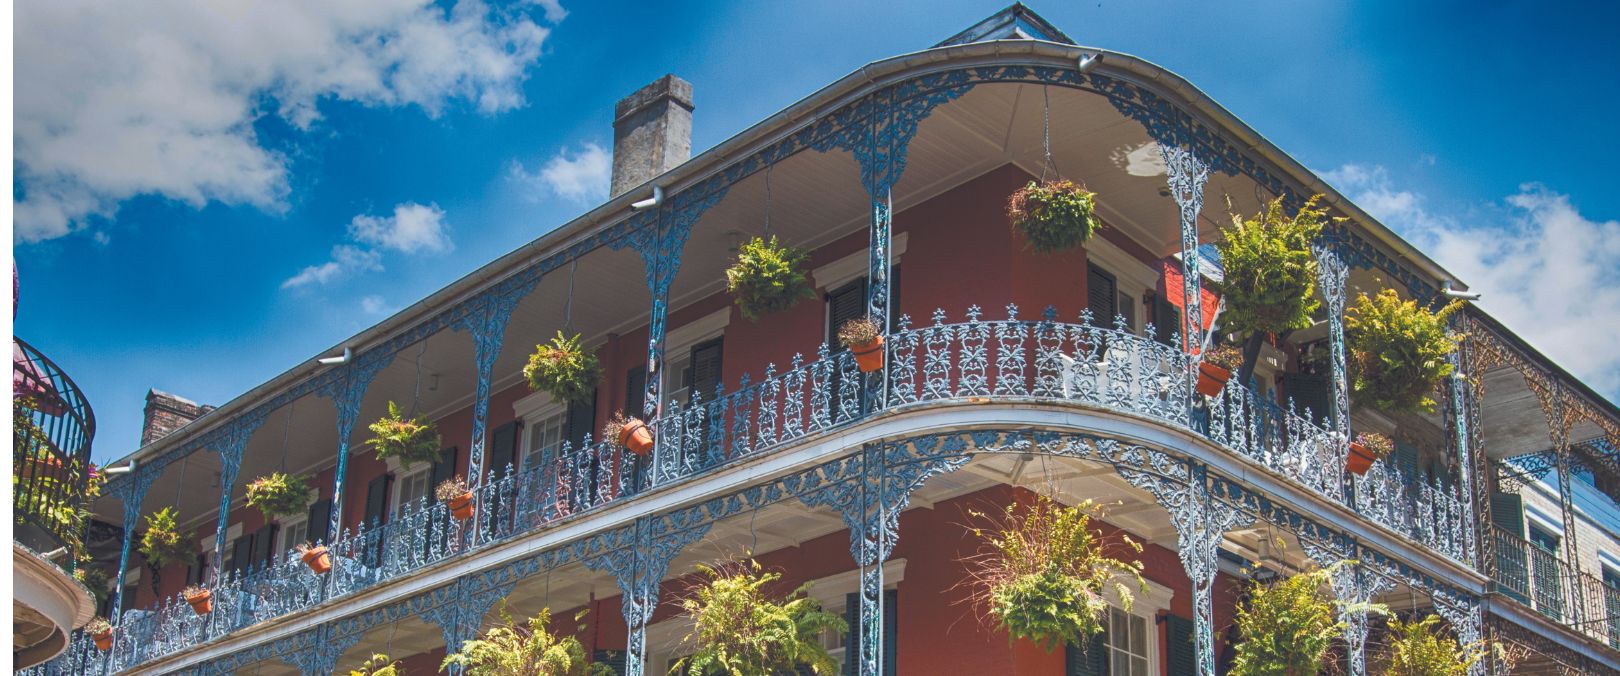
[[1196, 363, 1231, 397], [1346, 442, 1377, 475], [183, 587, 213, 615], [1007, 180, 1100, 253], [620, 419, 655, 456], [299, 545, 332, 574]]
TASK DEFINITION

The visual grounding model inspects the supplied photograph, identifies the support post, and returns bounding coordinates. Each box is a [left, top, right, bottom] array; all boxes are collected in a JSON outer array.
[[107, 469, 158, 623], [1535, 381, 1586, 622], [453, 287, 531, 543], [1161, 145, 1211, 401], [1445, 320, 1480, 567], [315, 353, 394, 578], [1313, 242, 1351, 498], [582, 515, 713, 676], [207, 417, 266, 587], [423, 578, 517, 674], [1304, 545, 1391, 676]]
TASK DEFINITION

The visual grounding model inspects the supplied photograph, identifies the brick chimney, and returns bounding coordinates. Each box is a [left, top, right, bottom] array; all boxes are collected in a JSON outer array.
[[611, 74, 693, 198], [141, 390, 214, 447]]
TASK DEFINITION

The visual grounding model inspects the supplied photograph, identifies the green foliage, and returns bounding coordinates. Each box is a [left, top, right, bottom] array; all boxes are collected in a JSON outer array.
[[726, 236, 815, 321], [365, 401, 443, 470], [524, 332, 602, 404], [966, 496, 1146, 652], [245, 472, 312, 520], [673, 560, 846, 675], [75, 566, 111, 605], [441, 602, 613, 676], [1382, 615, 1486, 676], [835, 317, 882, 349], [138, 507, 193, 570], [1007, 180, 1100, 253], [1345, 289, 1461, 414], [1354, 432, 1395, 460], [348, 653, 402, 676], [1202, 344, 1244, 372], [1229, 562, 1385, 676], [1212, 196, 1329, 338], [85, 617, 112, 635], [13, 396, 96, 559]]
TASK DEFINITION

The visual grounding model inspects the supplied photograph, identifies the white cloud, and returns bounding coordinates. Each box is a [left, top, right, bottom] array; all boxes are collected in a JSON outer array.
[[282, 245, 384, 289], [531, 0, 568, 23], [1325, 164, 1620, 396], [349, 202, 452, 254], [509, 142, 610, 203], [360, 295, 390, 314], [14, 0, 562, 242]]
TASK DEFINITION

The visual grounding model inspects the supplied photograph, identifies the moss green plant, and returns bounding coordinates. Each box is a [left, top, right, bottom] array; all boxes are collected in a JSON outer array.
[[725, 235, 815, 321], [1382, 615, 1488, 676], [673, 559, 846, 675], [1345, 289, 1461, 414], [245, 472, 312, 521], [835, 316, 882, 349], [365, 401, 442, 470], [440, 601, 613, 676], [1212, 195, 1333, 384], [1229, 562, 1385, 676], [1007, 180, 1100, 253], [965, 496, 1146, 652], [137, 506, 193, 570], [523, 332, 602, 404], [348, 653, 402, 676]]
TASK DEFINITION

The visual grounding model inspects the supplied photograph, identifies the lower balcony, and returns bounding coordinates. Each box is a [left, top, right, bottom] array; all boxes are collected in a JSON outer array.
[[41, 306, 1479, 673], [1492, 524, 1620, 651]]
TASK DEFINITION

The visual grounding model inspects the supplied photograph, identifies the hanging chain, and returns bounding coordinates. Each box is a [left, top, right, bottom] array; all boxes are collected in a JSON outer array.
[[762, 162, 773, 239], [279, 398, 296, 473], [564, 257, 578, 335], [409, 340, 427, 418], [1040, 85, 1058, 183]]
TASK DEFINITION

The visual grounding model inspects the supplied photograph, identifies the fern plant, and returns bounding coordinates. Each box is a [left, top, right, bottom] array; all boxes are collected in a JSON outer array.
[[348, 653, 402, 676], [137, 506, 193, 570], [1212, 195, 1331, 384], [673, 559, 847, 675], [965, 496, 1146, 652], [726, 235, 815, 321], [1229, 562, 1386, 676], [365, 401, 442, 470], [1345, 289, 1461, 414], [1008, 180, 1100, 253], [1382, 615, 1488, 676], [245, 472, 312, 520], [524, 332, 602, 404], [441, 601, 612, 676]]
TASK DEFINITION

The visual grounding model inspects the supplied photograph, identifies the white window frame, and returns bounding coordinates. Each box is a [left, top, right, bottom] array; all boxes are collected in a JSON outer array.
[[811, 233, 909, 294], [661, 307, 730, 405], [1083, 236, 1159, 336], [1099, 576, 1173, 676], [514, 389, 570, 468]]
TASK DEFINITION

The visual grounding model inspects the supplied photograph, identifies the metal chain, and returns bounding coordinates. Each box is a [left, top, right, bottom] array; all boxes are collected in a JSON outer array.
[[1040, 85, 1058, 183], [409, 340, 426, 418], [564, 257, 578, 335], [763, 162, 773, 238]]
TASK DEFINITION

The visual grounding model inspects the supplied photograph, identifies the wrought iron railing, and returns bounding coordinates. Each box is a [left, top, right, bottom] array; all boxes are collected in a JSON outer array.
[[39, 305, 1472, 673], [13, 337, 96, 559], [1491, 525, 1620, 648]]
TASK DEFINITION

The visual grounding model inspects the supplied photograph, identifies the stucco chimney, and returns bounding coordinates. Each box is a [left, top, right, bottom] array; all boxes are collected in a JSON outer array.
[[611, 74, 693, 198], [141, 389, 214, 447]]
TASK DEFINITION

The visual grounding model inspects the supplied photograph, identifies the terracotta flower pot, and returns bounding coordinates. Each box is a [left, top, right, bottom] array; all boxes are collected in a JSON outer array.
[[184, 589, 213, 615], [1346, 442, 1378, 476], [620, 419, 655, 456], [93, 631, 112, 651], [446, 493, 475, 520], [300, 546, 332, 574], [851, 336, 885, 373], [1196, 362, 1231, 397]]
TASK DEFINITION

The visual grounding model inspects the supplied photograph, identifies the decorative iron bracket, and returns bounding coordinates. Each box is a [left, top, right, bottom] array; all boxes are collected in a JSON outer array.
[[581, 513, 713, 676], [1303, 543, 1392, 676], [420, 577, 517, 673]]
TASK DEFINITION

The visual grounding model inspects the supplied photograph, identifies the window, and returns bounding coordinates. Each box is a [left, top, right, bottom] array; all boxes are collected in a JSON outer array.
[[1529, 524, 1560, 553], [1104, 606, 1151, 676], [281, 518, 309, 555], [1087, 264, 1117, 326], [396, 468, 432, 516], [524, 408, 567, 467], [1068, 577, 1172, 676]]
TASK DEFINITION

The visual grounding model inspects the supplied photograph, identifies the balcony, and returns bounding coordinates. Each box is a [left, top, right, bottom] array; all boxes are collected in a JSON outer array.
[[14, 337, 98, 668], [61, 306, 1471, 673], [1493, 524, 1620, 650]]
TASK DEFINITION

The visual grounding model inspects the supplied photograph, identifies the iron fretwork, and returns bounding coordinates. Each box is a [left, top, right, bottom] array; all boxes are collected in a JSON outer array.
[[420, 577, 517, 673], [581, 512, 714, 676], [1162, 144, 1211, 397], [1301, 543, 1394, 676], [314, 351, 397, 579]]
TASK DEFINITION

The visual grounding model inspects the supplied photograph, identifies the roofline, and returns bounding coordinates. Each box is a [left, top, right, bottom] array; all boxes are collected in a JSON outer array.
[[1467, 305, 1620, 421], [109, 38, 1538, 472]]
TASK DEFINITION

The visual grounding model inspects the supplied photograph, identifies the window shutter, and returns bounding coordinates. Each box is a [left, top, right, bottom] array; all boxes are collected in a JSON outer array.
[[431, 446, 459, 490], [828, 281, 867, 346], [306, 498, 333, 545], [489, 422, 519, 479], [843, 591, 898, 676], [887, 264, 902, 332], [363, 474, 393, 529], [591, 650, 626, 675], [1117, 292, 1136, 333], [1393, 441, 1420, 484], [250, 523, 278, 568], [1153, 296, 1181, 347], [566, 390, 597, 447], [625, 366, 647, 419], [689, 338, 724, 403], [844, 593, 859, 676], [882, 588, 898, 676], [1165, 615, 1196, 675], [1086, 264, 1117, 326], [229, 535, 253, 574], [1280, 373, 1333, 427], [1492, 492, 1525, 538], [1064, 631, 1108, 676]]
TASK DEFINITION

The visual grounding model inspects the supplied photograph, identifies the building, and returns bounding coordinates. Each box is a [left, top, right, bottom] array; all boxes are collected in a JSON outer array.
[[30, 5, 1620, 674]]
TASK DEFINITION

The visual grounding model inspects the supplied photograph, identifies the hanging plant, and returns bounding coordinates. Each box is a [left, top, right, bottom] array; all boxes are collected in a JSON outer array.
[[1007, 180, 1100, 253], [1211, 195, 1332, 385], [1196, 343, 1244, 397], [86, 617, 113, 651], [296, 542, 332, 574], [1229, 562, 1386, 676], [964, 496, 1146, 652], [1382, 614, 1494, 676], [602, 410, 654, 456], [245, 472, 312, 521], [673, 559, 846, 676], [74, 566, 111, 607], [182, 584, 214, 615], [725, 235, 815, 321], [1347, 432, 1394, 476], [1346, 289, 1462, 414], [836, 316, 885, 373], [441, 601, 613, 675], [524, 331, 602, 404], [365, 401, 443, 470], [137, 506, 193, 571], [437, 477, 475, 521], [348, 653, 402, 676]]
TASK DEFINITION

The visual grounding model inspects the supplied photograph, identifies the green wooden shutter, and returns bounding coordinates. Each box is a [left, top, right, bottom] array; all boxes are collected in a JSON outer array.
[[688, 338, 724, 403], [1165, 615, 1196, 675], [1393, 442, 1420, 483], [363, 474, 392, 529], [1491, 492, 1524, 537], [1154, 296, 1181, 347], [842, 591, 898, 676], [828, 280, 867, 345], [1087, 264, 1117, 325], [843, 593, 859, 676], [1064, 632, 1108, 676], [228, 535, 252, 574], [566, 390, 597, 447], [887, 264, 902, 332], [1279, 372, 1333, 427], [591, 649, 625, 675], [1491, 492, 1529, 603], [430, 446, 458, 490], [625, 366, 646, 418], [489, 422, 519, 478], [250, 523, 278, 568], [306, 498, 332, 545]]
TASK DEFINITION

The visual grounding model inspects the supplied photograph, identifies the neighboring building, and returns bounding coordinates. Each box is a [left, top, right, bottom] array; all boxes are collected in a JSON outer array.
[[30, 6, 1620, 675]]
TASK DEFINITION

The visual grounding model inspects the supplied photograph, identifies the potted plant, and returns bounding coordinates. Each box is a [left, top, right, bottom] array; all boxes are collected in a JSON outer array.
[[348, 653, 401, 676], [603, 410, 654, 456], [245, 472, 312, 521], [366, 401, 443, 470], [441, 601, 612, 675], [182, 584, 213, 615], [1346, 289, 1462, 414], [524, 331, 603, 404], [837, 316, 885, 373], [437, 477, 475, 521], [137, 507, 193, 578], [673, 559, 846, 675], [1196, 344, 1244, 397], [964, 496, 1146, 652], [1229, 562, 1385, 676], [1382, 614, 1491, 676], [1347, 432, 1394, 476], [86, 617, 113, 651], [1007, 180, 1101, 253], [296, 542, 332, 574], [1210, 196, 1332, 385], [725, 235, 815, 321]]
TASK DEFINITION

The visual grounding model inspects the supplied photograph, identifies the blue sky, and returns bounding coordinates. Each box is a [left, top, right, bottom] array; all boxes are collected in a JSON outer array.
[[14, 1, 1620, 461]]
